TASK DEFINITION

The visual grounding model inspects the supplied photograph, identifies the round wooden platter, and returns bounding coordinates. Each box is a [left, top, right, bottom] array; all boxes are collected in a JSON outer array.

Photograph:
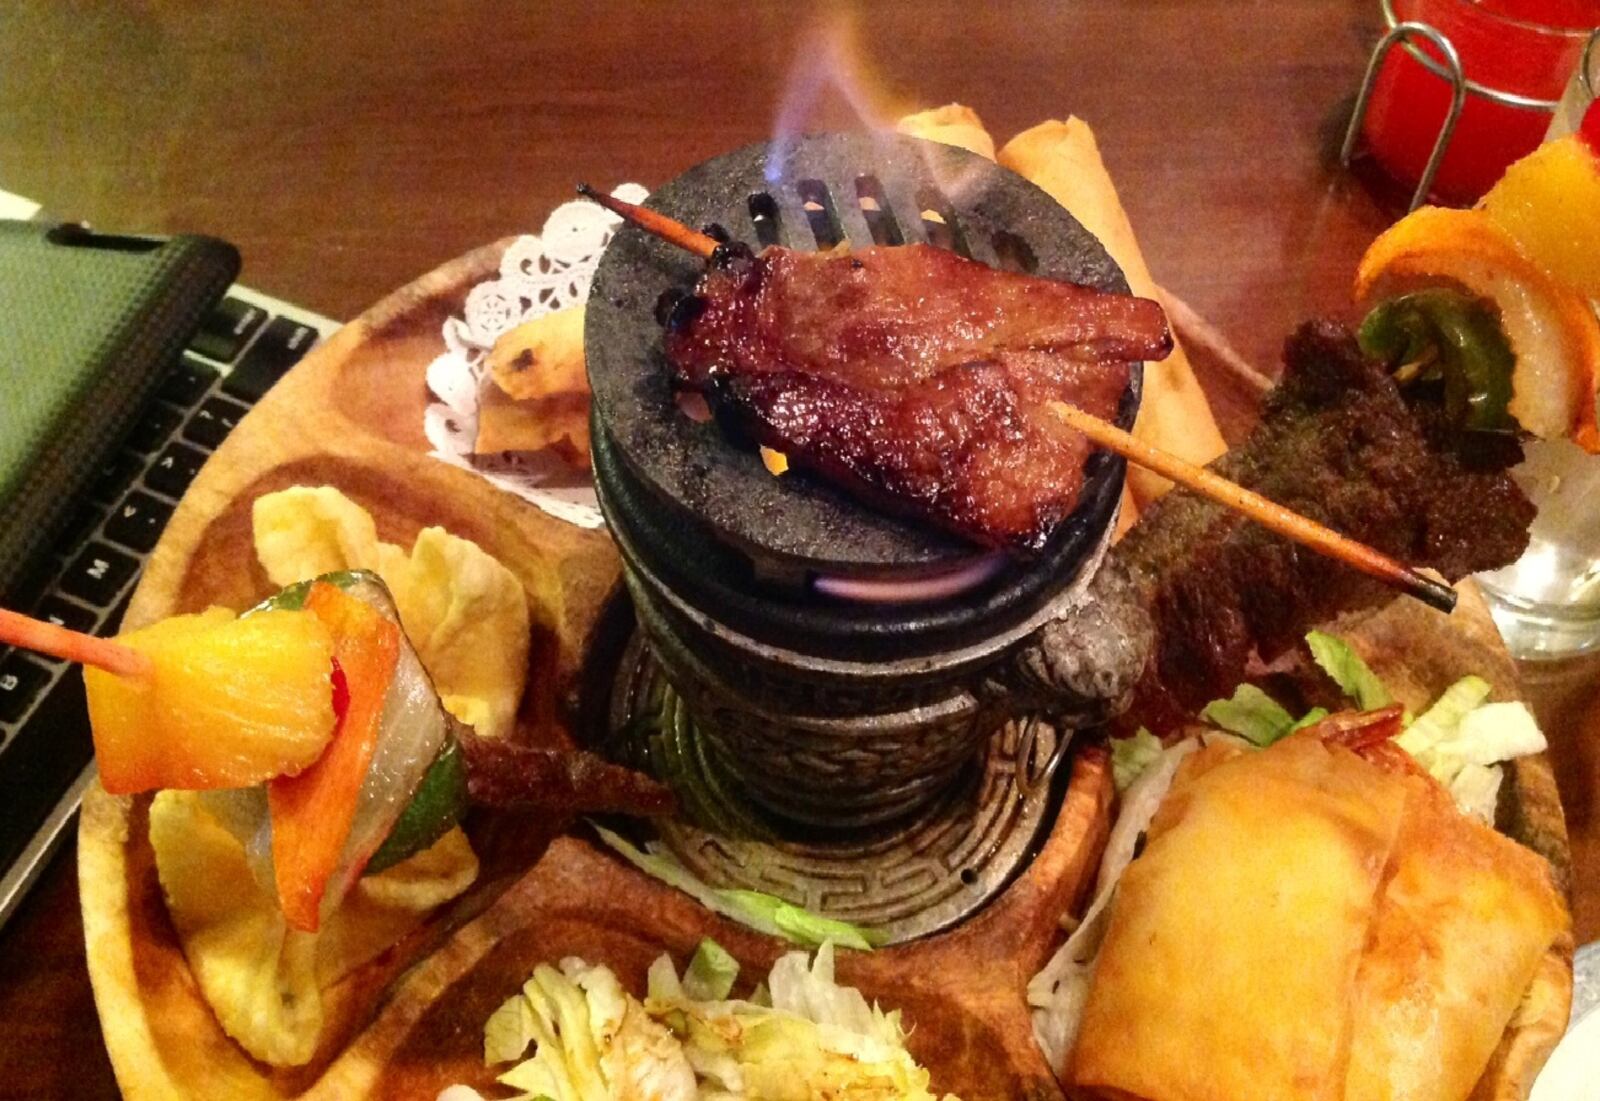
[[77, 241, 1573, 1100]]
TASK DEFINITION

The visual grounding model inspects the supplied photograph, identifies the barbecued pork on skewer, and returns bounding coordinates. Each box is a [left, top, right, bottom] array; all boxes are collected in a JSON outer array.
[[660, 241, 1170, 553], [656, 241, 1169, 553]]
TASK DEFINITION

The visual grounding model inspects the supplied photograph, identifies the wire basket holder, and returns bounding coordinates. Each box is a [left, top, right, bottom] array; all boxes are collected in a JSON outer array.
[[1341, 0, 1600, 210]]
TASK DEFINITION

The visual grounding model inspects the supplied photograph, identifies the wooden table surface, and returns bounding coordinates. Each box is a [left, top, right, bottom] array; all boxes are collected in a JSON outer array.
[[1, 2, 1596, 1096]]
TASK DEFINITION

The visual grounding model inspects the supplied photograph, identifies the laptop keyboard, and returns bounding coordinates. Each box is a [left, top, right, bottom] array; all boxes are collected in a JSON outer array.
[[0, 286, 339, 927]]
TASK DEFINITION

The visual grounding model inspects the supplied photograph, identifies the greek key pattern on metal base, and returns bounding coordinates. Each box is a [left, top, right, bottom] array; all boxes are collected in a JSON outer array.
[[607, 635, 1064, 943], [631, 575, 1004, 826]]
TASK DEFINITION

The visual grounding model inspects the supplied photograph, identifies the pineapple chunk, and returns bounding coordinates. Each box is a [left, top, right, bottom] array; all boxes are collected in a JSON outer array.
[[1482, 136, 1600, 301], [86, 607, 337, 794]]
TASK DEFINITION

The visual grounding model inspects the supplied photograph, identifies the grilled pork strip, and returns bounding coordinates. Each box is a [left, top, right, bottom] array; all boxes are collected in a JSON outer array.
[[663, 243, 1172, 552], [1116, 321, 1535, 733]]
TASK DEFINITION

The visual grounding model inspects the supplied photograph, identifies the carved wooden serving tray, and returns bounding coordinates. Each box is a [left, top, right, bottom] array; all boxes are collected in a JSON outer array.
[[78, 242, 1572, 1100]]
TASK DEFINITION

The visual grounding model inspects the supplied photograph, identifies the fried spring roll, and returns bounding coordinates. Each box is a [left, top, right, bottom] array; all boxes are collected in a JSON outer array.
[[895, 103, 997, 161], [1344, 773, 1568, 1101], [1069, 733, 1568, 1101], [1070, 737, 1409, 1100], [1000, 118, 1227, 506]]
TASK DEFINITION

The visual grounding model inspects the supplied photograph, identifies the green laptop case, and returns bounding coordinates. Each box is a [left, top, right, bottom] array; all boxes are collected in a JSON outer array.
[[0, 221, 239, 603]]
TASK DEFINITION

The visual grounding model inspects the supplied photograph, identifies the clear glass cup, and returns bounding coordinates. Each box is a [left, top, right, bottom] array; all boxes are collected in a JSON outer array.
[[1476, 34, 1600, 659]]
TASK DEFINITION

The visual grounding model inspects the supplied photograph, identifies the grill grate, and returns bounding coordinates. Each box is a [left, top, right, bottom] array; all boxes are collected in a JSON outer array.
[[730, 172, 1024, 261], [587, 131, 1137, 581]]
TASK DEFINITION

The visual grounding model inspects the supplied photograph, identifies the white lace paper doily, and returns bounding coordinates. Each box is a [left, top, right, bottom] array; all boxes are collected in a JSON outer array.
[[423, 182, 649, 528]]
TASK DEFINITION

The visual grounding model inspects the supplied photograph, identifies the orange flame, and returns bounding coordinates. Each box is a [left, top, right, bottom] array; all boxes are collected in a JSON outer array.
[[766, 15, 991, 202], [767, 13, 922, 182]]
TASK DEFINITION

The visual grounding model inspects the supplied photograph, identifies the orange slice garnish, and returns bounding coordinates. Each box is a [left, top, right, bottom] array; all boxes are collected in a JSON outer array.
[[1355, 206, 1600, 451], [1482, 134, 1600, 302]]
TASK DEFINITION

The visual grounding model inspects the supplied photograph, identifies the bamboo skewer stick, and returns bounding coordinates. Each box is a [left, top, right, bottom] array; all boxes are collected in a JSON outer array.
[[581, 186, 1458, 616], [577, 184, 720, 260], [0, 607, 151, 678], [1156, 287, 1276, 395], [1048, 402, 1456, 613]]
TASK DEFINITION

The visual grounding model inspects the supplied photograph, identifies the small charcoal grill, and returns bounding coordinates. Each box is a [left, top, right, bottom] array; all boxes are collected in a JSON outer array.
[[584, 132, 1153, 939]]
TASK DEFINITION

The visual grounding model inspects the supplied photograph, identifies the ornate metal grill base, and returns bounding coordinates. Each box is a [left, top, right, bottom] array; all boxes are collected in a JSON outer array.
[[598, 631, 1064, 944]]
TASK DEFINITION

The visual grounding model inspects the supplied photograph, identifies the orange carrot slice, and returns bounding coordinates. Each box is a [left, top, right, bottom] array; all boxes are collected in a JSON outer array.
[[268, 582, 399, 932]]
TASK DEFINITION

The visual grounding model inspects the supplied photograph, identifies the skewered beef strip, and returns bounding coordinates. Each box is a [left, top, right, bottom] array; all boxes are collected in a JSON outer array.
[[457, 726, 676, 817], [1116, 320, 1534, 733], [663, 243, 1172, 552]]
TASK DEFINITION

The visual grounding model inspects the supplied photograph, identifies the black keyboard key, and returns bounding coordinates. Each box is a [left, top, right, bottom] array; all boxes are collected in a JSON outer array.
[[125, 403, 182, 453], [183, 396, 248, 449], [0, 670, 94, 876], [158, 354, 221, 407], [104, 491, 173, 553], [54, 504, 103, 557], [190, 296, 268, 363], [221, 317, 319, 402], [59, 543, 137, 607], [100, 584, 134, 637], [90, 452, 143, 504], [34, 597, 97, 634], [145, 442, 206, 498], [0, 656, 51, 724]]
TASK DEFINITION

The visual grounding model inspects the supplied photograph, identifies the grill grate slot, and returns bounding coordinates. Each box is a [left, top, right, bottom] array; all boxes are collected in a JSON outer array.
[[796, 179, 844, 250], [852, 175, 903, 246], [747, 192, 782, 249], [991, 230, 1039, 274], [588, 131, 1135, 577], [768, 187, 817, 251], [914, 187, 971, 257]]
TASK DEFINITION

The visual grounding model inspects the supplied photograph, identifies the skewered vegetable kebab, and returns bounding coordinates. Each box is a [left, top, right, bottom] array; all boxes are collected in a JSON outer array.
[[3, 570, 671, 934]]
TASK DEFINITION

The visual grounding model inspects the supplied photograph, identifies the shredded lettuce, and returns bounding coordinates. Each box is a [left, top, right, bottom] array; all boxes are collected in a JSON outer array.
[[1448, 763, 1505, 825], [475, 945, 956, 1101], [434, 1087, 490, 1101], [1110, 728, 1163, 793], [486, 958, 697, 1101], [683, 938, 739, 1002], [1306, 630, 1392, 710], [1396, 675, 1493, 766], [1445, 701, 1546, 769], [1201, 684, 1297, 747], [1398, 691, 1544, 821], [483, 990, 538, 1065], [657, 942, 954, 1100], [592, 824, 885, 951], [1290, 707, 1331, 732], [647, 953, 684, 1003]]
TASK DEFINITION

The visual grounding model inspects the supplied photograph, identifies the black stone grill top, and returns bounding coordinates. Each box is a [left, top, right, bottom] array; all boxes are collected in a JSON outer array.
[[585, 131, 1140, 580]]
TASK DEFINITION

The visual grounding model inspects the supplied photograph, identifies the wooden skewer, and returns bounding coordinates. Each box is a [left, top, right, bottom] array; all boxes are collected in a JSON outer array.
[[1156, 286, 1276, 395], [1049, 402, 1456, 614], [583, 189, 1458, 616], [576, 184, 720, 260], [0, 607, 152, 678]]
